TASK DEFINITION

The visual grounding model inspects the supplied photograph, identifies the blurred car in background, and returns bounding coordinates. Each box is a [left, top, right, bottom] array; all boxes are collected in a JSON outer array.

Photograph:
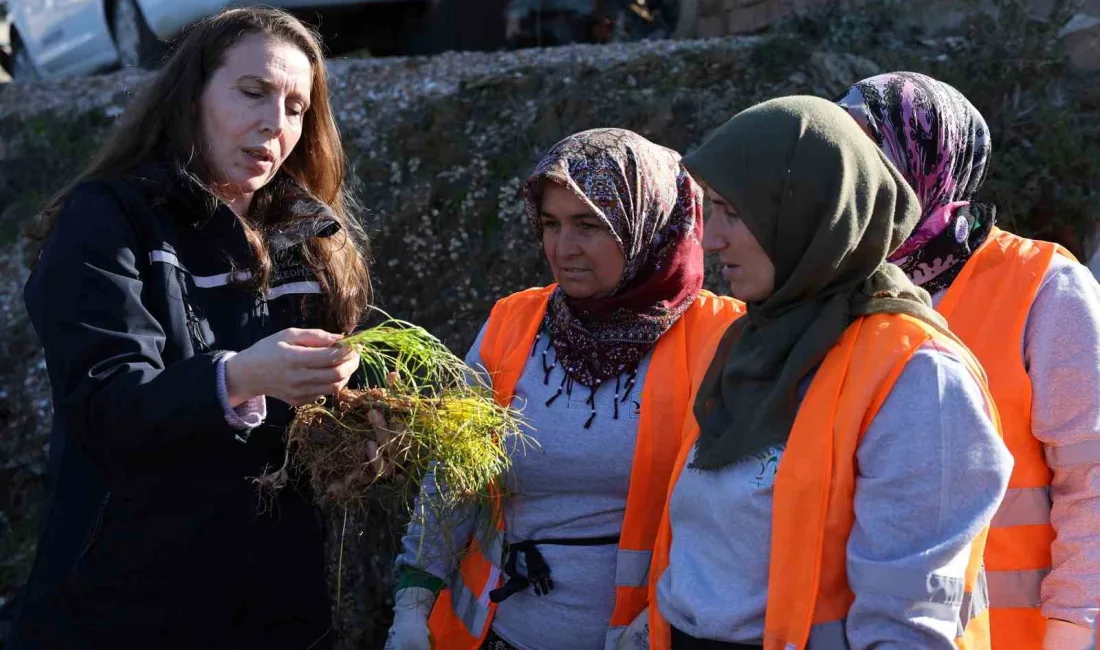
[[2, 0, 431, 81], [0, 0, 690, 83]]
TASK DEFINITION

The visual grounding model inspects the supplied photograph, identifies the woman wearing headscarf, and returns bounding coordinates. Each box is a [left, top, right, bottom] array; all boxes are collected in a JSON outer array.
[[838, 71, 1100, 650], [640, 96, 1012, 649], [384, 128, 745, 650]]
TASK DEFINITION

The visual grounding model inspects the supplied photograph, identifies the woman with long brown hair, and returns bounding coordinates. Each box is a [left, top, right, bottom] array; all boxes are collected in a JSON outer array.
[[11, 8, 371, 649]]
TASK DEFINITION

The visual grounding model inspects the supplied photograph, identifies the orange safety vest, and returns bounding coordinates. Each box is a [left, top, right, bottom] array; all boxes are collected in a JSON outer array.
[[649, 312, 1001, 650], [428, 285, 745, 650], [936, 227, 1076, 649]]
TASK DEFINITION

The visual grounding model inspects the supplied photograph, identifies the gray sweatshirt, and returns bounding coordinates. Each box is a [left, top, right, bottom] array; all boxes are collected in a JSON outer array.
[[933, 255, 1100, 634], [396, 322, 652, 650], [656, 343, 1013, 648]]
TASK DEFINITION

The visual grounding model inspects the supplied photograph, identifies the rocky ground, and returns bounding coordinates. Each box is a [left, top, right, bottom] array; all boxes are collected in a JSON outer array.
[[0, 1, 1096, 646]]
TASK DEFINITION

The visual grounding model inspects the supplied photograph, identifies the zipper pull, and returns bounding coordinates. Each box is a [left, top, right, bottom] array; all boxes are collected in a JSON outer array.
[[184, 301, 211, 352]]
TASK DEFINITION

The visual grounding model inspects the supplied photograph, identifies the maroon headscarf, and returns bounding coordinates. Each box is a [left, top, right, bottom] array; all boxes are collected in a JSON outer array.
[[524, 128, 704, 388]]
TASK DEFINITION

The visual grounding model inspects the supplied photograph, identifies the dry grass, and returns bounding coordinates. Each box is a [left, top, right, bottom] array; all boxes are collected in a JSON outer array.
[[256, 314, 532, 518]]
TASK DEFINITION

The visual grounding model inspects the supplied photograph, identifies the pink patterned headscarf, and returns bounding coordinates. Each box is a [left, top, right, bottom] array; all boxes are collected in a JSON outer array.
[[837, 72, 991, 261]]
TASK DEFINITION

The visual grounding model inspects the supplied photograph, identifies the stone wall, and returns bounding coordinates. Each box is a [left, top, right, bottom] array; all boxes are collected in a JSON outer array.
[[0, 2, 1096, 646], [689, 0, 1100, 68]]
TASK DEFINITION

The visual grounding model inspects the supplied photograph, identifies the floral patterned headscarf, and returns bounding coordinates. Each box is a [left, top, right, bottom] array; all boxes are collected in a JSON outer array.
[[838, 72, 995, 293], [523, 128, 704, 389]]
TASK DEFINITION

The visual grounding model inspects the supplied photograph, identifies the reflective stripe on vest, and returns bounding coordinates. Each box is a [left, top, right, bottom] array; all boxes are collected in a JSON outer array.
[[960, 569, 991, 633], [616, 549, 652, 587], [446, 526, 505, 636], [430, 286, 745, 650], [935, 229, 1076, 649], [788, 582, 992, 650], [985, 568, 1050, 609], [763, 315, 996, 650], [448, 572, 489, 636], [445, 539, 653, 646], [649, 314, 999, 650], [990, 487, 1051, 528], [601, 550, 658, 650]]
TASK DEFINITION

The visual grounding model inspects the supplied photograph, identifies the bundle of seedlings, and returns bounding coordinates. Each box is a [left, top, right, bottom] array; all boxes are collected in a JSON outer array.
[[257, 314, 530, 517]]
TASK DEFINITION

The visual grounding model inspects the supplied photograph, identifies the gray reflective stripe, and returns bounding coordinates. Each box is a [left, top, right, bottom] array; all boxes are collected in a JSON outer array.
[[847, 561, 965, 605], [448, 573, 489, 635], [194, 272, 245, 288], [149, 249, 251, 288], [150, 250, 182, 268], [615, 549, 652, 587], [443, 525, 503, 636], [151, 249, 322, 298], [987, 568, 1049, 609], [807, 619, 849, 649], [605, 626, 625, 650], [478, 527, 505, 566], [472, 526, 505, 606], [959, 567, 990, 634], [990, 486, 1051, 528], [1046, 439, 1100, 468], [266, 281, 322, 299]]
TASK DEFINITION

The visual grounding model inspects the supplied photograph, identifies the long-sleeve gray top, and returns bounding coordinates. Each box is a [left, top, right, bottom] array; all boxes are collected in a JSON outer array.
[[656, 342, 1013, 648], [933, 254, 1100, 638], [396, 321, 653, 650]]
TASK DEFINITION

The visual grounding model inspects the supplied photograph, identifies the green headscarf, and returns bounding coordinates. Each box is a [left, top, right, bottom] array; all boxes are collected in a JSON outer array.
[[686, 95, 947, 471]]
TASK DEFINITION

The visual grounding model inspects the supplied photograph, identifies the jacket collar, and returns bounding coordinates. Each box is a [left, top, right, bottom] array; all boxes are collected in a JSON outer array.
[[125, 158, 342, 248]]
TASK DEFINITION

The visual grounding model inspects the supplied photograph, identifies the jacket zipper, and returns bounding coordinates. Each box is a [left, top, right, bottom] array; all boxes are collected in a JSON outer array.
[[78, 491, 112, 560], [255, 289, 269, 339], [184, 301, 211, 352]]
